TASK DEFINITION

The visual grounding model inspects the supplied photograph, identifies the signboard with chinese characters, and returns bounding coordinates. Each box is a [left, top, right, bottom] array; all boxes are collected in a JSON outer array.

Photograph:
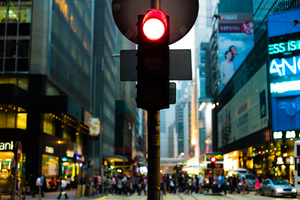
[[89, 118, 100, 138]]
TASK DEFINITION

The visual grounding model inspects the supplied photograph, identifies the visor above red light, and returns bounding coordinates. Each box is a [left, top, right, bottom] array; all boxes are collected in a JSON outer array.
[[142, 9, 168, 41]]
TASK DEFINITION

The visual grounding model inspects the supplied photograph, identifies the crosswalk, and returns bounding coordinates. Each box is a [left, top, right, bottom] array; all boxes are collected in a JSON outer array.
[[97, 192, 298, 200]]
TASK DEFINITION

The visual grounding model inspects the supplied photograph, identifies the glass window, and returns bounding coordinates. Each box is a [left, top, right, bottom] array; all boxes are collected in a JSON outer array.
[[6, 40, 16, 57], [18, 77, 28, 91], [18, 40, 29, 57], [45, 81, 61, 96], [0, 78, 8, 84], [8, 78, 16, 84], [6, 113, 15, 128], [0, 6, 5, 23], [16, 113, 27, 129], [8, 6, 18, 22], [43, 114, 55, 136], [63, 132, 71, 141], [0, 40, 4, 57], [20, 6, 31, 23], [0, 113, 6, 128]]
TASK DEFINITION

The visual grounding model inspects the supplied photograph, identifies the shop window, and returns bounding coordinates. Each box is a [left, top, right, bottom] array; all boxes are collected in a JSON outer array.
[[20, 6, 31, 23], [17, 113, 27, 129], [8, 77, 16, 84], [43, 114, 55, 136], [42, 154, 59, 177]]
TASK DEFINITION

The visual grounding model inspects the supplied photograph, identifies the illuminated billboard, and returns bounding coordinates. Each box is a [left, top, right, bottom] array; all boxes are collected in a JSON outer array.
[[218, 13, 254, 93], [268, 8, 300, 137], [218, 65, 269, 148]]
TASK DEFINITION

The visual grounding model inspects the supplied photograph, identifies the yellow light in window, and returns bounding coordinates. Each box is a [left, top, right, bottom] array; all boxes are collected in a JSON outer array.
[[64, 115, 66, 117], [59, 118, 61, 120], [13, 107, 16, 110], [8, 105, 11, 108], [76, 133, 79, 135], [5, 109, 7, 112], [18, 109, 20, 112], [0, 108, 2, 110], [283, 153, 288, 157]]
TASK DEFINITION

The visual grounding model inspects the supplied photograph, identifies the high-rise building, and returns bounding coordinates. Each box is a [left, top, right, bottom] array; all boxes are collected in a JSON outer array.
[[0, 0, 94, 187], [211, 0, 300, 181]]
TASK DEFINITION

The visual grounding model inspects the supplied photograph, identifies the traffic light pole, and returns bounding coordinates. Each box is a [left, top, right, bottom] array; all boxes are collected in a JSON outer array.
[[147, 110, 160, 200]]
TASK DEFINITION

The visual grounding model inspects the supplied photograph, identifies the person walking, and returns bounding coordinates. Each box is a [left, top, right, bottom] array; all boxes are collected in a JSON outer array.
[[57, 177, 68, 199], [32, 175, 45, 198], [220, 175, 227, 195], [198, 173, 204, 194], [97, 175, 102, 194]]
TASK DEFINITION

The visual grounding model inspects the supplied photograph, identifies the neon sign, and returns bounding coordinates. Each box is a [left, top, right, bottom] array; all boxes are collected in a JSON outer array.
[[269, 40, 300, 55], [269, 56, 300, 76], [273, 131, 282, 139], [286, 131, 296, 138]]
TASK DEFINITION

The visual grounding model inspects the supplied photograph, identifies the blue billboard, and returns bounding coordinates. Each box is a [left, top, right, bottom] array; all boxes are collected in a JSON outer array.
[[268, 8, 300, 135]]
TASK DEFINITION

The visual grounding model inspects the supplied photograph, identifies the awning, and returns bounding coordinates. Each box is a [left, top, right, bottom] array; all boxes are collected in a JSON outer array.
[[103, 154, 128, 162]]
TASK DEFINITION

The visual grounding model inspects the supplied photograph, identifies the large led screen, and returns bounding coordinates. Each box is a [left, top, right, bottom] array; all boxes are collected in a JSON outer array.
[[218, 13, 254, 93], [268, 8, 300, 134]]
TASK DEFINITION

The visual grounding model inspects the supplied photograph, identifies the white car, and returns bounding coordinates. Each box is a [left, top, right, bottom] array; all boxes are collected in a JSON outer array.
[[259, 179, 297, 198]]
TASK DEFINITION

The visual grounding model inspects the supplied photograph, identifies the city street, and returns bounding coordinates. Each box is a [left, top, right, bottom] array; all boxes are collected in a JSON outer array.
[[98, 193, 299, 200]]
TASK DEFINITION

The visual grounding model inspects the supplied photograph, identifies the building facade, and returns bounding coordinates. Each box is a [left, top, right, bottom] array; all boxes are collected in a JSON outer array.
[[0, 0, 94, 189]]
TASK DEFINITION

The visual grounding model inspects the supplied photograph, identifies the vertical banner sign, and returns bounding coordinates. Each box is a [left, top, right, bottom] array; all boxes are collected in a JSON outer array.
[[268, 8, 300, 137], [218, 13, 254, 93], [89, 118, 100, 140]]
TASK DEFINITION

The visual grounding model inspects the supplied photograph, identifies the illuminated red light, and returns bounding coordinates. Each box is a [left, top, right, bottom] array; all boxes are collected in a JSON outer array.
[[210, 156, 216, 163], [142, 9, 167, 41]]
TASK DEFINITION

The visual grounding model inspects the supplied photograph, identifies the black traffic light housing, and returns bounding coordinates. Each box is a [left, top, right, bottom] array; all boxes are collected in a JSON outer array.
[[136, 10, 170, 111]]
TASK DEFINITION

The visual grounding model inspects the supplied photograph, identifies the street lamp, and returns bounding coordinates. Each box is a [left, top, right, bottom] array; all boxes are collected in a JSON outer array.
[[93, 53, 120, 193]]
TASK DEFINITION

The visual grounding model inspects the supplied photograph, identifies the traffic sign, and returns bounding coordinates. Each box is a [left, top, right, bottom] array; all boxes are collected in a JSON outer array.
[[112, 0, 198, 45], [14, 141, 22, 161], [120, 50, 191, 81]]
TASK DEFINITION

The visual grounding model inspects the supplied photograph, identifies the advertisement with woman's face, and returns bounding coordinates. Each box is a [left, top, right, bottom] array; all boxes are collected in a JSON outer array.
[[218, 14, 254, 94]]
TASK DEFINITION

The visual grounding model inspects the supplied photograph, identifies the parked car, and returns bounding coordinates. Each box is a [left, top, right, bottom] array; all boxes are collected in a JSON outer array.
[[259, 179, 297, 198]]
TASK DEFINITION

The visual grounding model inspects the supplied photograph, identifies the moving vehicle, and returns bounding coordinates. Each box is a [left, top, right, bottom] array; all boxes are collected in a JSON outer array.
[[259, 179, 297, 198]]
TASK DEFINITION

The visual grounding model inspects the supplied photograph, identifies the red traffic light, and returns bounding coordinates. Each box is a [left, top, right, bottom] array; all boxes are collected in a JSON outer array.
[[210, 156, 216, 163], [142, 9, 168, 41]]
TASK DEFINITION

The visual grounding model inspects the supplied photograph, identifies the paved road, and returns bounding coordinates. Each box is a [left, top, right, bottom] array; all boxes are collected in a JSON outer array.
[[2, 190, 298, 200], [97, 192, 299, 200]]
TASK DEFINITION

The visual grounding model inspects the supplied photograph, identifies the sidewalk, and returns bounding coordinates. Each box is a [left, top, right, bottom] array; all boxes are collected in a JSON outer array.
[[0, 190, 105, 200]]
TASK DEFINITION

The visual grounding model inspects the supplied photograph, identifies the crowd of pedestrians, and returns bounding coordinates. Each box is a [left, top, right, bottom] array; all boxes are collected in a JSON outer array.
[[93, 175, 148, 196], [157, 173, 267, 195]]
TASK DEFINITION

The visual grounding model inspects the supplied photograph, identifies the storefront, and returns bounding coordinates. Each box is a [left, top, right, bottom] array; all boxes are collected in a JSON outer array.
[[223, 139, 297, 183]]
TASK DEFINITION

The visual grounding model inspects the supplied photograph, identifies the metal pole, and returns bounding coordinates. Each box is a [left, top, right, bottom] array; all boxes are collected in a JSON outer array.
[[123, 131, 125, 177], [147, 110, 160, 200], [12, 158, 17, 200], [99, 104, 103, 194], [92, 140, 95, 195]]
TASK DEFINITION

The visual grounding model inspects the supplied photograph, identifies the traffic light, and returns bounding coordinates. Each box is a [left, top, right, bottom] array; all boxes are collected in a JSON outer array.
[[136, 9, 170, 111], [210, 156, 216, 168], [107, 161, 111, 171]]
